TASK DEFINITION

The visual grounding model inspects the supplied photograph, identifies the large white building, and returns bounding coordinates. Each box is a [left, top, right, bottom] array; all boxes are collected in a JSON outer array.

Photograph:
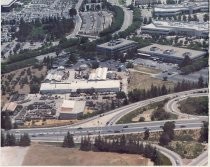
[[58, 100, 86, 119], [88, 67, 108, 81], [141, 20, 209, 38], [154, 1, 209, 17], [40, 80, 120, 94]]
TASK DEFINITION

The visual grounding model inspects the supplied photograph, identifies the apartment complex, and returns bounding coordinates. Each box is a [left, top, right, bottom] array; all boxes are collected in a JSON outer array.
[[96, 38, 138, 56], [141, 20, 209, 38]]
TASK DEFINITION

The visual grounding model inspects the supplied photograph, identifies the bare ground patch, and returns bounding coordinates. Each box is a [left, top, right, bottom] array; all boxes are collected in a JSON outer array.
[[128, 72, 174, 91], [22, 142, 152, 166]]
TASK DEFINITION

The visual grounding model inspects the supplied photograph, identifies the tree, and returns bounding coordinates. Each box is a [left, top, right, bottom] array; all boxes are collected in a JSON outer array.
[[143, 129, 150, 140], [126, 62, 134, 68], [68, 54, 78, 64], [159, 132, 170, 146], [193, 14, 198, 21], [1, 131, 5, 147], [180, 55, 192, 67], [203, 14, 209, 22], [80, 137, 91, 151], [5, 133, 16, 146], [116, 91, 126, 99], [183, 15, 187, 21], [199, 121, 208, 143], [63, 131, 75, 148], [91, 61, 99, 69], [4, 113, 12, 130], [198, 75, 204, 88], [69, 8, 77, 18], [139, 117, 145, 122], [19, 133, 31, 146], [143, 17, 148, 24], [188, 15, 192, 21], [162, 121, 175, 140]]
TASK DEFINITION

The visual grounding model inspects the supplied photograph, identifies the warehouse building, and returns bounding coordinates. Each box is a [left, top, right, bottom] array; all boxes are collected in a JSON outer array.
[[1, 0, 18, 12], [59, 100, 86, 119], [141, 20, 209, 38], [154, 1, 209, 17], [88, 67, 108, 81], [96, 39, 138, 56], [138, 44, 207, 64], [40, 80, 120, 94]]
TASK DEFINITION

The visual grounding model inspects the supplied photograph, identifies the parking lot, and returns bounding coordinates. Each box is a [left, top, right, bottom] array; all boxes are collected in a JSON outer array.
[[1, 0, 78, 22], [79, 11, 112, 36]]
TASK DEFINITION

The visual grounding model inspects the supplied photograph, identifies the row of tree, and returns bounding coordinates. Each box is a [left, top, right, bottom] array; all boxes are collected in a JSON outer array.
[[1, 132, 31, 147], [128, 76, 207, 103]]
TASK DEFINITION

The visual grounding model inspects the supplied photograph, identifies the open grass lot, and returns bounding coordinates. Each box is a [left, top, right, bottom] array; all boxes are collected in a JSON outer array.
[[134, 65, 161, 74], [22, 143, 153, 166], [179, 96, 208, 116], [167, 141, 207, 159], [128, 72, 174, 91]]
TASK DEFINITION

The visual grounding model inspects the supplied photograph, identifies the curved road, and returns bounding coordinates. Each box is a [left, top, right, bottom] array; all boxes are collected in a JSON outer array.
[[165, 93, 208, 119]]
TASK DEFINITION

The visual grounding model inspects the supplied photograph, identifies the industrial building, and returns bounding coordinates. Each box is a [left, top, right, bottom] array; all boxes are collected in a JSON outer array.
[[1, 0, 19, 12], [96, 38, 138, 56], [138, 44, 207, 64], [88, 67, 108, 80], [2, 102, 18, 114], [40, 80, 120, 94], [59, 100, 86, 119], [141, 20, 209, 38], [154, 1, 209, 17]]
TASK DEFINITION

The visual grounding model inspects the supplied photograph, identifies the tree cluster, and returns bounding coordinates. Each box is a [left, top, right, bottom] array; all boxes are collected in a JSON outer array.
[[99, 4, 124, 37], [93, 135, 163, 165], [128, 84, 168, 103], [62, 132, 75, 148], [199, 121, 208, 143], [1, 132, 31, 147], [159, 121, 175, 146], [15, 17, 75, 42]]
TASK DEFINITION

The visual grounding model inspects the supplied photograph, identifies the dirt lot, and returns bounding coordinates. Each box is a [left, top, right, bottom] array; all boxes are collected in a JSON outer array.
[[22, 142, 153, 166], [132, 109, 154, 122], [134, 65, 161, 74], [128, 72, 174, 91], [20, 119, 78, 128], [1, 146, 29, 166], [1, 66, 47, 106]]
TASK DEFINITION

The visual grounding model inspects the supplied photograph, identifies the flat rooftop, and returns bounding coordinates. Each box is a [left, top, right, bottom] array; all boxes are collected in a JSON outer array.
[[1, 0, 17, 7], [2, 102, 17, 112], [142, 21, 209, 31], [97, 38, 137, 50], [155, 1, 208, 10], [40, 80, 120, 91], [138, 44, 206, 60], [60, 100, 86, 114]]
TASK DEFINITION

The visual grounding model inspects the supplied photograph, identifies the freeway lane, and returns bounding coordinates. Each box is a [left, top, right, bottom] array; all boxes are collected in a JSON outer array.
[[107, 89, 208, 125]]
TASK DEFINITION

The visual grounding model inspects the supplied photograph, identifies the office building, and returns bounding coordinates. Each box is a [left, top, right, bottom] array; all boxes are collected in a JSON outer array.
[[138, 44, 207, 64], [96, 38, 137, 56], [141, 20, 209, 38]]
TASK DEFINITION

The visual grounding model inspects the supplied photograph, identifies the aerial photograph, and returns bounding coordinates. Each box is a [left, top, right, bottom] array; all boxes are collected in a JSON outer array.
[[0, 0, 209, 166]]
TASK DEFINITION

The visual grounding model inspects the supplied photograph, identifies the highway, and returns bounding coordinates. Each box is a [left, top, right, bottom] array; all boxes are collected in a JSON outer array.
[[66, 0, 83, 38], [6, 88, 208, 166], [107, 88, 208, 125], [108, 0, 133, 35]]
